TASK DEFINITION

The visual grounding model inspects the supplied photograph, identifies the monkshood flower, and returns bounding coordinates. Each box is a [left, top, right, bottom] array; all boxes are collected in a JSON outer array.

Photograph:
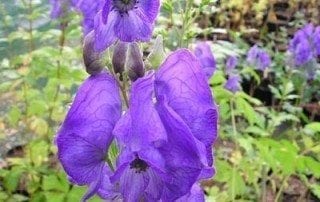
[[55, 71, 122, 200], [289, 23, 320, 66], [224, 75, 241, 93], [50, 0, 77, 18], [56, 49, 218, 201], [226, 55, 238, 74], [247, 45, 271, 70], [94, 0, 160, 52], [194, 42, 216, 79]]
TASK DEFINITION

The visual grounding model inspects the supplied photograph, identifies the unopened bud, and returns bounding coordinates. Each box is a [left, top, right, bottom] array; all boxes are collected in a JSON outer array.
[[112, 42, 128, 77], [83, 31, 104, 75], [126, 43, 145, 82], [147, 35, 166, 68]]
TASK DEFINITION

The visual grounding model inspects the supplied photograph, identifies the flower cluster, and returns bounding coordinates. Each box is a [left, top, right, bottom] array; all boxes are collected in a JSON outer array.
[[247, 45, 271, 71], [289, 23, 320, 66], [50, 0, 160, 52], [56, 49, 218, 201], [224, 55, 241, 93]]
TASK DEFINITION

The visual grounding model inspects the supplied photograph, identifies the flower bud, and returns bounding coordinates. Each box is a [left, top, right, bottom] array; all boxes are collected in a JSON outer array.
[[83, 31, 104, 75], [147, 35, 166, 68], [126, 43, 145, 82], [112, 41, 128, 77]]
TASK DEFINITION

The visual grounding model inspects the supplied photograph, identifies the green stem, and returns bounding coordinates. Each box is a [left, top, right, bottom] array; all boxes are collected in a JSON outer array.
[[230, 97, 238, 202], [275, 175, 290, 202]]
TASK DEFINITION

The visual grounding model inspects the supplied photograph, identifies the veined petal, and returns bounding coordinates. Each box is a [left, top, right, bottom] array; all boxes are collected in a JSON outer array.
[[115, 10, 152, 43], [156, 98, 204, 200], [114, 72, 166, 151], [136, 0, 160, 22], [56, 72, 121, 192], [155, 49, 218, 166], [94, 10, 118, 52]]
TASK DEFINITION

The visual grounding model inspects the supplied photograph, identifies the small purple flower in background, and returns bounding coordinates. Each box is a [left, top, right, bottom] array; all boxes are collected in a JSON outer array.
[[56, 49, 218, 201], [226, 55, 238, 74], [224, 75, 241, 93], [289, 23, 320, 66], [194, 42, 216, 79], [49, 0, 77, 18], [94, 0, 160, 51], [247, 45, 271, 70]]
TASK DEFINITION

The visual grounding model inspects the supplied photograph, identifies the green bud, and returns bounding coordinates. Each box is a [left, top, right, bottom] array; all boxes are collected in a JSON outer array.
[[147, 35, 166, 68]]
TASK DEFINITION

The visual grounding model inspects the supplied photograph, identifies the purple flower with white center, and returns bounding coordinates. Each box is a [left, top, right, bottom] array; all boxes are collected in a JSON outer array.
[[226, 55, 238, 74], [94, 0, 160, 51], [224, 75, 241, 93], [194, 42, 217, 79], [247, 45, 271, 70], [56, 49, 218, 201]]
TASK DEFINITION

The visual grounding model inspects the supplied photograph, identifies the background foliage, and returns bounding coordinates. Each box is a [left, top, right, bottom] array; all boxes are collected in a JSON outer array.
[[0, 0, 319, 201]]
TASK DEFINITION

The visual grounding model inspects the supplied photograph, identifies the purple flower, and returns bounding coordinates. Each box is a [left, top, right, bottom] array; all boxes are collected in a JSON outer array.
[[56, 50, 218, 201], [76, 0, 105, 34], [314, 26, 320, 56], [224, 75, 241, 93], [226, 55, 238, 74], [49, 0, 77, 18], [194, 42, 216, 79], [294, 39, 313, 66], [94, 0, 160, 51], [247, 45, 271, 70], [289, 23, 320, 66], [55, 71, 122, 200]]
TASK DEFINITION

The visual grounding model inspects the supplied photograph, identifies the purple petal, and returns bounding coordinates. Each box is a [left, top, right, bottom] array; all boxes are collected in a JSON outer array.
[[113, 72, 166, 152], [156, 99, 205, 200], [155, 49, 218, 167], [115, 10, 152, 43], [136, 0, 160, 22], [94, 11, 118, 52], [176, 183, 205, 202], [224, 75, 241, 93], [194, 42, 216, 78], [56, 72, 121, 195]]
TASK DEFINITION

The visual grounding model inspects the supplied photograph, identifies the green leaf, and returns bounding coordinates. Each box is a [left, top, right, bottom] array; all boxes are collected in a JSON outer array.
[[7, 106, 21, 126], [305, 122, 320, 133], [3, 167, 24, 193], [42, 174, 69, 193], [235, 97, 257, 125]]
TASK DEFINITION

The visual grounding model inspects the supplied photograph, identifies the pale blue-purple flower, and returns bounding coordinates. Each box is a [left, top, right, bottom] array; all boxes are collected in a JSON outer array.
[[247, 45, 271, 70], [226, 55, 238, 74], [49, 0, 77, 18], [194, 42, 216, 79], [289, 23, 320, 66], [56, 50, 218, 201], [94, 0, 160, 52], [224, 75, 241, 93]]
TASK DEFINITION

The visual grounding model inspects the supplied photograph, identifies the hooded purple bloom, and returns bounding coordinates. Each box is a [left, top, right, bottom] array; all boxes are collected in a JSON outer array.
[[226, 55, 238, 74], [76, 0, 104, 34], [55, 71, 122, 200], [176, 183, 205, 202], [314, 26, 320, 56], [94, 0, 160, 51], [224, 75, 241, 93], [247, 45, 271, 70], [289, 23, 320, 66], [194, 42, 216, 79], [56, 50, 218, 201], [50, 0, 77, 18]]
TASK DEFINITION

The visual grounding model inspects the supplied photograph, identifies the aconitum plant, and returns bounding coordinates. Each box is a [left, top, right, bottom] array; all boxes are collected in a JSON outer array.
[[289, 23, 320, 66], [194, 42, 216, 79], [51, 1, 218, 201], [247, 45, 271, 71]]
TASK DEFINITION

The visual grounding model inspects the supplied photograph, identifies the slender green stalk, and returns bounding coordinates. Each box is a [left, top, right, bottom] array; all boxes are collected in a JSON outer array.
[[275, 175, 289, 202]]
